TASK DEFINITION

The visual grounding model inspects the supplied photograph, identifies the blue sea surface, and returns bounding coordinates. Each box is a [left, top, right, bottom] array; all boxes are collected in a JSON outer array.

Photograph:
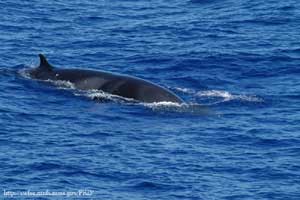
[[1, 0, 300, 199]]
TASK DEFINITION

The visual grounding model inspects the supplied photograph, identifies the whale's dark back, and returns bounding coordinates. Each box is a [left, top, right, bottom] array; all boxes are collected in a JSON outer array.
[[54, 68, 183, 103], [28, 54, 183, 103]]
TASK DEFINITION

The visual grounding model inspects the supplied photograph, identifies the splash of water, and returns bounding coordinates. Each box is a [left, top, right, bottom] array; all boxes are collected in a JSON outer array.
[[196, 90, 263, 102]]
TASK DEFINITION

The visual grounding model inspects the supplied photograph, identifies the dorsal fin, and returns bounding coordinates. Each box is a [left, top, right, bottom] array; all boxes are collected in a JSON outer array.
[[38, 54, 53, 71]]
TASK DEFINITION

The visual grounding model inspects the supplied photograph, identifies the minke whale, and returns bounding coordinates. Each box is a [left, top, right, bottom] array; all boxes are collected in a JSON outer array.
[[27, 54, 184, 103]]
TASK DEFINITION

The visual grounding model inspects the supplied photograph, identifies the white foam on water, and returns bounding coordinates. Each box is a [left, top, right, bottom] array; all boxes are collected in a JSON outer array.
[[51, 80, 76, 89], [18, 68, 31, 79], [196, 90, 263, 102], [83, 89, 138, 103], [174, 87, 195, 94], [141, 101, 211, 114], [142, 101, 182, 108]]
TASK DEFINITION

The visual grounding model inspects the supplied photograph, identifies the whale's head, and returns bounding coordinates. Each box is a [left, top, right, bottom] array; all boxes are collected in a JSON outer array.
[[28, 54, 55, 80]]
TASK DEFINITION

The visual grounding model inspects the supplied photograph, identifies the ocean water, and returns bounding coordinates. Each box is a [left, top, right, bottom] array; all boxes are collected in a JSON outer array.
[[1, 0, 300, 199]]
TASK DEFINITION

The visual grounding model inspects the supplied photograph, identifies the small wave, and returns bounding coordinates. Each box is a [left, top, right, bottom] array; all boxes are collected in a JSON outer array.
[[1, 66, 24, 77], [173, 87, 264, 106], [28, 162, 63, 171], [174, 87, 195, 94], [131, 181, 163, 190], [143, 101, 182, 107], [83, 90, 138, 103], [81, 90, 211, 114], [142, 102, 211, 115], [196, 90, 263, 103], [52, 80, 75, 89], [189, 0, 218, 5], [18, 68, 31, 79], [127, 180, 184, 191]]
